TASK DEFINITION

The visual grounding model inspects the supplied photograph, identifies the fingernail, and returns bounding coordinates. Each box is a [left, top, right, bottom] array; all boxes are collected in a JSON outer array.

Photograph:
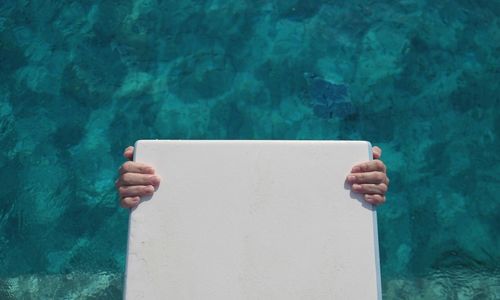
[[347, 175, 356, 182], [352, 184, 362, 190], [352, 166, 360, 172]]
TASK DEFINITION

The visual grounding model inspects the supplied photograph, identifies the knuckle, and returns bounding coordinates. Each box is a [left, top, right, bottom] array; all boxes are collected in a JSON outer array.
[[373, 195, 383, 204], [120, 197, 129, 208], [375, 172, 385, 182], [122, 197, 138, 208], [123, 161, 134, 171], [122, 173, 132, 183], [118, 186, 127, 196], [141, 165, 152, 174]]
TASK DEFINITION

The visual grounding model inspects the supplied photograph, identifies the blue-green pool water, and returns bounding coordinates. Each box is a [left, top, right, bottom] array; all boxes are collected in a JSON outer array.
[[1, 0, 499, 299]]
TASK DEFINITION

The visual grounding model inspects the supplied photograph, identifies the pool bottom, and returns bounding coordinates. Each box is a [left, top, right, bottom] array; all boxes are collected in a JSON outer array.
[[0, 272, 123, 300], [384, 268, 500, 299], [1, 269, 498, 299]]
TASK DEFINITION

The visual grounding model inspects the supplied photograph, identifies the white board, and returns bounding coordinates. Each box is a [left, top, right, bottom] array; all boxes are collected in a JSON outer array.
[[124, 140, 381, 299]]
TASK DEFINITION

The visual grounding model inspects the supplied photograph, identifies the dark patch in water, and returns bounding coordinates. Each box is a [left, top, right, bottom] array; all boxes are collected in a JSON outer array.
[[279, 1, 323, 21], [304, 73, 355, 119]]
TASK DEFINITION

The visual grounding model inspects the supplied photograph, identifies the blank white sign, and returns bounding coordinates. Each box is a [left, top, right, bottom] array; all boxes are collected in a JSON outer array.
[[124, 140, 381, 300]]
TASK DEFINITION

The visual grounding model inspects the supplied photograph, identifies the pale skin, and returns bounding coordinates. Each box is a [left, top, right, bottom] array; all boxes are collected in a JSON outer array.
[[116, 146, 389, 208]]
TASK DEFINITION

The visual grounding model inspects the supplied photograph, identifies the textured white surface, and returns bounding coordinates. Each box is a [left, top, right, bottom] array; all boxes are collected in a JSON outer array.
[[124, 140, 381, 300]]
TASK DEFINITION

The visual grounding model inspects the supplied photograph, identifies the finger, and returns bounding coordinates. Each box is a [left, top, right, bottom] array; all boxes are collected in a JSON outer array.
[[351, 183, 388, 195], [119, 173, 161, 186], [347, 171, 387, 184], [119, 185, 155, 198], [351, 160, 386, 173], [372, 146, 382, 159], [364, 194, 386, 205], [124, 146, 135, 161], [119, 161, 155, 175], [121, 196, 141, 208]]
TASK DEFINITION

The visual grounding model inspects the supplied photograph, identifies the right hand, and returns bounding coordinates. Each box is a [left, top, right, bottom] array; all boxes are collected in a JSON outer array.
[[115, 146, 161, 208]]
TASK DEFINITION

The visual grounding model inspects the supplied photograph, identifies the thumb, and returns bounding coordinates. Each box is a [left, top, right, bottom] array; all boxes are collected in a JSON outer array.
[[372, 146, 382, 159], [124, 146, 135, 161]]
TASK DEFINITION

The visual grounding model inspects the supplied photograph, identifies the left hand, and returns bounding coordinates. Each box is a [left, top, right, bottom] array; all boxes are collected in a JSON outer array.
[[346, 146, 389, 205]]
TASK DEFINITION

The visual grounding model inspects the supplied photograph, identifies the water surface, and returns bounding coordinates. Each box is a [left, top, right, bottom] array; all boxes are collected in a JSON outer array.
[[0, 0, 499, 298]]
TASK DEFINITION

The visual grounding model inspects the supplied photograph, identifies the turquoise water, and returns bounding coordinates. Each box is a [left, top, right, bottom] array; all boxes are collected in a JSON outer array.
[[1, 0, 499, 298]]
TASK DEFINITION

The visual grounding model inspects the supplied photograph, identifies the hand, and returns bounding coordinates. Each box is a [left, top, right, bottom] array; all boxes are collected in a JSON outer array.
[[346, 146, 389, 205], [115, 146, 161, 208]]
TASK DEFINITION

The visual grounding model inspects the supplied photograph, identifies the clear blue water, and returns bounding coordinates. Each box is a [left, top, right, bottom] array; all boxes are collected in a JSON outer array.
[[1, 0, 499, 298]]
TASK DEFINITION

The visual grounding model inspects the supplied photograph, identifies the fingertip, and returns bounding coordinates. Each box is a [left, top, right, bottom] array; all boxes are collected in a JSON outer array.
[[364, 194, 376, 205], [364, 194, 385, 205], [123, 146, 133, 154], [151, 175, 161, 187], [346, 175, 356, 183], [121, 196, 140, 208], [124, 146, 135, 160], [145, 185, 155, 194], [372, 146, 382, 159]]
